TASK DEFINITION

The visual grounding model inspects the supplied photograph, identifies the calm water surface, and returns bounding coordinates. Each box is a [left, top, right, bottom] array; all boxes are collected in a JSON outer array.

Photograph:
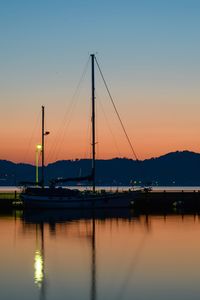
[[0, 210, 200, 300]]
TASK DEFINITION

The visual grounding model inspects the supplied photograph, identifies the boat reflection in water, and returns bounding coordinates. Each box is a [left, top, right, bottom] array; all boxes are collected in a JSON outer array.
[[21, 210, 200, 300], [34, 223, 45, 299], [33, 219, 97, 300], [22, 209, 142, 300], [3, 209, 200, 300]]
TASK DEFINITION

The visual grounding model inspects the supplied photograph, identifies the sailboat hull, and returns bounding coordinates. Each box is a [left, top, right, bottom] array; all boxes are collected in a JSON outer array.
[[21, 189, 140, 209]]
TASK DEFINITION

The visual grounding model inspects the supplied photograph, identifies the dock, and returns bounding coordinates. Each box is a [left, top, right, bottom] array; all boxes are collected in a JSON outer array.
[[1, 188, 200, 211], [133, 189, 200, 211], [0, 191, 22, 209]]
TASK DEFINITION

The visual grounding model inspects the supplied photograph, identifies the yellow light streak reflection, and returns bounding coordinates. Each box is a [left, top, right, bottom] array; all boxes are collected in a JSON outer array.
[[34, 250, 44, 287]]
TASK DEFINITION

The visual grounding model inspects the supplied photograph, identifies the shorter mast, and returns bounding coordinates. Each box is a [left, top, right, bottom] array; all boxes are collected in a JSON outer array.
[[41, 106, 45, 188], [91, 54, 96, 193]]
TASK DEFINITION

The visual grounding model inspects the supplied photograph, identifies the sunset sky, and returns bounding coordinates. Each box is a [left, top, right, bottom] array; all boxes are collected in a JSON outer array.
[[1, 0, 200, 164]]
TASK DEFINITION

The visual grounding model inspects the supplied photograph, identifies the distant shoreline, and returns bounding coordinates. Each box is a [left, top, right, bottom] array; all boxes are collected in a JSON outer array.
[[1, 150, 200, 186]]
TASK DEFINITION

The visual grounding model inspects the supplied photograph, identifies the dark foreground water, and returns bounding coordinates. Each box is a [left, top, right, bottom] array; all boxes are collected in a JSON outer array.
[[1, 210, 200, 300]]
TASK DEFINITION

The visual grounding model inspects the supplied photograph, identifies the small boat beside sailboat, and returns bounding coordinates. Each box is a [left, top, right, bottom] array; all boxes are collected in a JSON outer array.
[[21, 54, 141, 208]]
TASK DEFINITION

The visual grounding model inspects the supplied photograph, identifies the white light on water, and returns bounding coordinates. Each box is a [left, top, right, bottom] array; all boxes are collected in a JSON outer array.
[[34, 250, 44, 287]]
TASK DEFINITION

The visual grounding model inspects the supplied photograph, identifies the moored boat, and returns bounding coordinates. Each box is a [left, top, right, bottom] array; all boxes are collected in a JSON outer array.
[[21, 54, 141, 208], [21, 186, 139, 208]]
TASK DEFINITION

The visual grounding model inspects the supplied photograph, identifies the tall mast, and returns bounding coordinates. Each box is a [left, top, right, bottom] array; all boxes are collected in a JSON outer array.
[[91, 54, 96, 192], [42, 105, 45, 188]]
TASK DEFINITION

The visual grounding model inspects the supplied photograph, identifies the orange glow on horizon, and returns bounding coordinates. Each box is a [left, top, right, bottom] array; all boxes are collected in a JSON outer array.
[[1, 70, 200, 164]]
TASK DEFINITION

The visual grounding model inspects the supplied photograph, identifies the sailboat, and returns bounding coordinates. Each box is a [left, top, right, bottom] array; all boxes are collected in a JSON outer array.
[[21, 54, 141, 208]]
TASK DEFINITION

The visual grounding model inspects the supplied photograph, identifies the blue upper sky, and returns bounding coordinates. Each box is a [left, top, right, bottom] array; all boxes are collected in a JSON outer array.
[[1, 0, 200, 78], [1, 0, 200, 162]]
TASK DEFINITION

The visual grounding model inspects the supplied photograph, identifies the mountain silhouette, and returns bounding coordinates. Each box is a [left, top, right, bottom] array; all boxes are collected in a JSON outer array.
[[0, 150, 200, 186]]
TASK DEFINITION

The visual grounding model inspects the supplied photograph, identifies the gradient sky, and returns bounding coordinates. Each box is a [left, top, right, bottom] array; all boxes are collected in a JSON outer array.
[[0, 0, 200, 164]]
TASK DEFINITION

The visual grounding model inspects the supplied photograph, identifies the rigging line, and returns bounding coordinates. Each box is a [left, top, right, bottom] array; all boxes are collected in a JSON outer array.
[[53, 62, 90, 162], [96, 90, 99, 160], [83, 97, 92, 159], [48, 57, 90, 162], [23, 110, 41, 163], [47, 57, 90, 162], [94, 57, 139, 161], [114, 231, 147, 300], [96, 90, 122, 158]]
